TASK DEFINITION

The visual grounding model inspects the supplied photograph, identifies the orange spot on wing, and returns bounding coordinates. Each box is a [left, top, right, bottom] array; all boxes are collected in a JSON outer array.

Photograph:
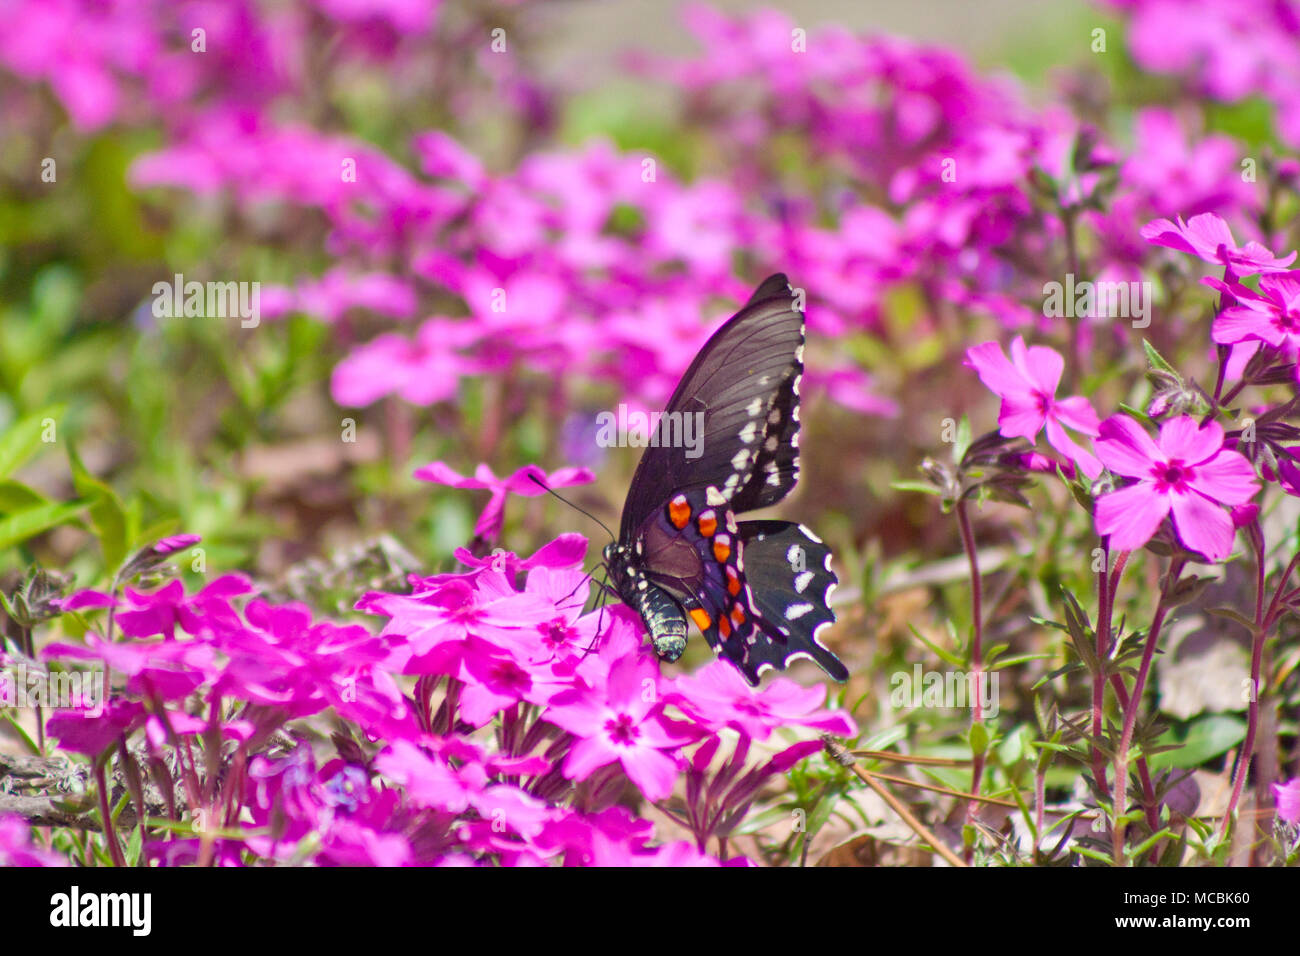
[[726, 567, 742, 596], [689, 608, 712, 631], [697, 510, 717, 537], [730, 605, 745, 626], [713, 538, 731, 564], [668, 496, 691, 529], [719, 616, 732, 638]]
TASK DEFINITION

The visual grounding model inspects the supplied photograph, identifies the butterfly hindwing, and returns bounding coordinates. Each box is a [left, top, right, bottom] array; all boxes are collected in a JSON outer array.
[[727, 520, 844, 683]]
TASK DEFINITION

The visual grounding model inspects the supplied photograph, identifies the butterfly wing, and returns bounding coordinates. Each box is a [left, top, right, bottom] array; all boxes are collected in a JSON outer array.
[[725, 520, 844, 682], [612, 274, 845, 683], [617, 274, 805, 541]]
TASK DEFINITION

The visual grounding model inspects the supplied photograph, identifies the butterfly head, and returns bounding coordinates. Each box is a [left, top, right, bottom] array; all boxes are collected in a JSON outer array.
[[601, 541, 689, 663]]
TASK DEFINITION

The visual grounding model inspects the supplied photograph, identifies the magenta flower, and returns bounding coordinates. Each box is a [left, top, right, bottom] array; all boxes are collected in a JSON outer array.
[[964, 337, 1102, 478], [45, 700, 145, 757], [666, 659, 856, 741], [1094, 415, 1258, 560], [0, 815, 67, 867], [361, 571, 556, 675], [414, 462, 595, 539], [546, 655, 693, 801], [1210, 272, 1300, 352], [1140, 213, 1296, 276], [330, 320, 480, 408], [152, 533, 202, 555], [1274, 778, 1300, 825], [593, 838, 722, 867], [452, 533, 589, 577]]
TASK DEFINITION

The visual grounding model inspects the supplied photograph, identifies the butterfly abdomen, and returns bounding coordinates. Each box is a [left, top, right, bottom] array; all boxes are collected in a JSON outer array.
[[634, 583, 689, 662]]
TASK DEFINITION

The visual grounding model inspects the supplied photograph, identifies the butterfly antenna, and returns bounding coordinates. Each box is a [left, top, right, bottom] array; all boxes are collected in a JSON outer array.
[[557, 562, 604, 610], [583, 567, 616, 661], [527, 473, 617, 543]]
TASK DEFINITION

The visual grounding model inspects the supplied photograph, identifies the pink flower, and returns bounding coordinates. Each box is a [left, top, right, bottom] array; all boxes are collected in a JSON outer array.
[[666, 659, 856, 741], [592, 838, 722, 867], [414, 462, 594, 539], [964, 337, 1102, 478], [1210, 272, 1300, 351], [152, 533, 201, 554], [0, 815, 67, 866], [545, 655, 693, 801], [45, 700, 145, 757], [1274, 778, 1300, 825], [1094, 415, 1258, 560], [1140, 213, 1296, 276], [451, 533, 589, 577]]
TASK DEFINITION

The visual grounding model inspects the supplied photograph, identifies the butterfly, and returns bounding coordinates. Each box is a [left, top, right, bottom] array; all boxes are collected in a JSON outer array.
[[601, 274, 847, 685]]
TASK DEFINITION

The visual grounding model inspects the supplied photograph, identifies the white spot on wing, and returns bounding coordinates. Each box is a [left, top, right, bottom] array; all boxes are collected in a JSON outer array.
[[786, 603, 815, 621], [794, 571, 814, 593]]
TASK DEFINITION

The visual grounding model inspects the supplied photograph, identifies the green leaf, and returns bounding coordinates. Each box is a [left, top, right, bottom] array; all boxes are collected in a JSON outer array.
[[0, 500, 86, 550], [1117, 402, 1155, 427], [1129, 827, 1176, 859], [858, 726, 909, 753], [1149, 715, 1247, 770], [67, 444, 128, 572], [0, 405, 64, 480], [1142, 339, 1178, 376], [890, 480, 941, 496], [1205, 605, 1256, 631], [1072, 845, 1114, 865], [0, 479, 48, 514], [952, 414, 972, 464], [907, 622, 966, 667]]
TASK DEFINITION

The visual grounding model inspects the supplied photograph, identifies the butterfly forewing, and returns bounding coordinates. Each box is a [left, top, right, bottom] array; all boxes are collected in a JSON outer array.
[[617, 274, 805, 540]]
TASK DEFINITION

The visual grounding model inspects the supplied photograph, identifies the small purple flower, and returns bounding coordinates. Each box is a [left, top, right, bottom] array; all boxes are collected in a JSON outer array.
[[964, 337, 1102, 478], [1274, 778, 1300, 825], [414, 462, 595, 540], [546, 655, 694, 801], [1094, 415, 1259, 560], [1140, 213, 1296, 276]]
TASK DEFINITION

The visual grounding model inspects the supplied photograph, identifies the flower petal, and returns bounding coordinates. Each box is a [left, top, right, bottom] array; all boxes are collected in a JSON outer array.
[[1095, 415, 1162, 478], [1158, 417, 1223, 465], [1017, 341, 1065, 398], [1095, 482, 1169, 551], [1044, 418, 1102, 479], [1170, 490, 1235, 562], [964, 340, 1030, 397], [1187, 450, 1259, 506]]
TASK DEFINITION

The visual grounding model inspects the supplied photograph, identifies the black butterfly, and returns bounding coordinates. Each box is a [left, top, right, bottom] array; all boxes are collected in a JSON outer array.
[[602, 274, 847, 685]]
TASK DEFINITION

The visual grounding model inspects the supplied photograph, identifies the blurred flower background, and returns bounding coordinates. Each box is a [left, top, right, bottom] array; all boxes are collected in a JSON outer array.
[[2, 0, 1300, 867]]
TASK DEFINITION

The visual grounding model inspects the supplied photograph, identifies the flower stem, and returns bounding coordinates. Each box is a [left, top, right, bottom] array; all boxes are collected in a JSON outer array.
[[956, 498, 984, 861], [1112, 557, 1182, 864], [1220, 540, 1300, 839]]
